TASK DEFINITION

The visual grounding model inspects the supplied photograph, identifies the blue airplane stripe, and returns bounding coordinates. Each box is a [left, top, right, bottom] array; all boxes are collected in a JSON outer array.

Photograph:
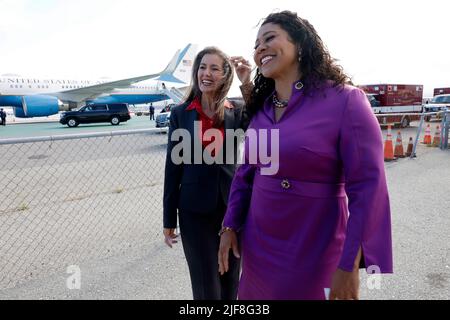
[[0, 95, 23, 107], [90, 94, 170, 104], [0, 94, 171, 109]]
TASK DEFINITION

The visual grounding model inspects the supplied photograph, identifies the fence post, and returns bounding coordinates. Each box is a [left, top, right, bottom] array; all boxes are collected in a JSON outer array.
[[411, 113, 425, 158], [441, 108, 449, 150], [440, 110, 445, 150]]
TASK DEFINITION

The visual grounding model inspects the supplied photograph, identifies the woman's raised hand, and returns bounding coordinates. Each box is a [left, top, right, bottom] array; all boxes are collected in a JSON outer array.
[[230, 56, 252, 85]]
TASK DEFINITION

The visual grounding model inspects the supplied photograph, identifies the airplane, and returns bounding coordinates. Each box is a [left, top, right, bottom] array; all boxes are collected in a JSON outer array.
[[0, 44, 197, 118]]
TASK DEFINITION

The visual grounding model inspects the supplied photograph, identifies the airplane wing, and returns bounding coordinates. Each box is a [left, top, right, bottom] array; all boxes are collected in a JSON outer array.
[[53, 45, 189, 102], [54, 71, 165, 102]]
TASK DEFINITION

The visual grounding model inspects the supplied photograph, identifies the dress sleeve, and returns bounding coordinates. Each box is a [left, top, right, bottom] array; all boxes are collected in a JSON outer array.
[[163, 107, 183, 228], [338, 88, 393, 273], [233, 82, 254, 131], [222, 161, 256, 231], [239, 82, 254, 106]]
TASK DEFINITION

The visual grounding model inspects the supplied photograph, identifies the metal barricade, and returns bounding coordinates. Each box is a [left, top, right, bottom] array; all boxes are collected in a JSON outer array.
[[440, 108, 449, 150], [374, 112, 448, 157]]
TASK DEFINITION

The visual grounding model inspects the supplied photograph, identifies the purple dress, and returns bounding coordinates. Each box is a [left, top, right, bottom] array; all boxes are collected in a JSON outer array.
[[223, 82, 393, 300]]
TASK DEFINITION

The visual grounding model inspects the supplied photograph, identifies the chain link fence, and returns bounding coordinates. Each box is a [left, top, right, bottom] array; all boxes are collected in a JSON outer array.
[[0, 129, 169, 290], [1, 114, 448, 293], [374, 111, 450, 156]]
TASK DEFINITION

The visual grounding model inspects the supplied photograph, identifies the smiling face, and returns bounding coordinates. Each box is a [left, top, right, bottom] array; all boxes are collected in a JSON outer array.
[[197, 53, 226, 95], [253, 23, 300, 80]]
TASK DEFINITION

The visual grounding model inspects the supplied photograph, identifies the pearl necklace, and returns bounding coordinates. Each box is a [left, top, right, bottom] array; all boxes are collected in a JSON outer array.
[[272, 81, 304, 109], [272, 94, 289, 109]]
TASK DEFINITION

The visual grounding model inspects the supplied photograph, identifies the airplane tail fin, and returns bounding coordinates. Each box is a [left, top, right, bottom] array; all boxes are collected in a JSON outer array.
[[157, 43, 198, 85], [159, 49, 181, 75]]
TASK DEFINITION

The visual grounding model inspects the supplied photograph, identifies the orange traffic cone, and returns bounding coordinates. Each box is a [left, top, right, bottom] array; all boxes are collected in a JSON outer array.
[[405, 137, 414, 157], [432, 125, 441, 147], [394, 131, 405, 158], [384, 125, 395, 162], [422, 124, 432, 144]]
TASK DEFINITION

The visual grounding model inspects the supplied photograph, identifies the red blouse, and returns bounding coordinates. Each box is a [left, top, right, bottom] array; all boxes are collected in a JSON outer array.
[[186, 97, 233, 155]]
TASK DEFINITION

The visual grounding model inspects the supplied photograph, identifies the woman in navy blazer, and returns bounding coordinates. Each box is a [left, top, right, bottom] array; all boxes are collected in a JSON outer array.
[[163, 47, 252, 300]]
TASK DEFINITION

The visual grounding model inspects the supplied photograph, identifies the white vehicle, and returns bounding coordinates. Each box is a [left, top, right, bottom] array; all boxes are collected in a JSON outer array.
[[155, 104, 175, 128], [423, 94, 450, 121]]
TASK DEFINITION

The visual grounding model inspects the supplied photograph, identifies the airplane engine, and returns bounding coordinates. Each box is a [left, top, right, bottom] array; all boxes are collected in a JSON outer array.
[[13, 95, 61, 118]]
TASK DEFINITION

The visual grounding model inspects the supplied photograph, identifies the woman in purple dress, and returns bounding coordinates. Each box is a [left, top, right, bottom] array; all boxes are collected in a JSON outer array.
[[218, 11, 393, 300]]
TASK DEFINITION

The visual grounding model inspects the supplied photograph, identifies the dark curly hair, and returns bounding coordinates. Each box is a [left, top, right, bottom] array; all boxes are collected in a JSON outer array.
[[246, 10, 350, 119]]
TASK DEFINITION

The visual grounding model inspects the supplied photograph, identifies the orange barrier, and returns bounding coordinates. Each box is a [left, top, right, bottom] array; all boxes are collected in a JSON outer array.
[[405, 137, 414, 157], [384, 124, 395, 162], [432, 125, 441, 147], [422, 124, 432, 145], [394, 131, 405, 158]]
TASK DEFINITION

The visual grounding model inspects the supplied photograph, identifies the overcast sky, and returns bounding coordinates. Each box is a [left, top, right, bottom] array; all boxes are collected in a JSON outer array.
[[0, 0, 448, 97]]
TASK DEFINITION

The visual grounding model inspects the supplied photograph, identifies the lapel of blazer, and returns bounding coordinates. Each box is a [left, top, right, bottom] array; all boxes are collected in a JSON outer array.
[[224, 107, 235, 132], [223, 106, 236, 163], [184, 107, 198, 137]]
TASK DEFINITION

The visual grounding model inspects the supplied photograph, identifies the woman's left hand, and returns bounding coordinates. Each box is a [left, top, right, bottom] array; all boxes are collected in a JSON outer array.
[[230, 56, 252, 85], [329, 268, 360, 300]]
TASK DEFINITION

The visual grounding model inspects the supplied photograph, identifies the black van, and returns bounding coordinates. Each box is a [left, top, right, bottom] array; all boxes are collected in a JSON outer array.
[[60, 103, 131, 127]]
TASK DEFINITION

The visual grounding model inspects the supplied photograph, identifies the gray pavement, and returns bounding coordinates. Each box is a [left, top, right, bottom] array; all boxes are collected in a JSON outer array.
[[359, 147, 450, 299]]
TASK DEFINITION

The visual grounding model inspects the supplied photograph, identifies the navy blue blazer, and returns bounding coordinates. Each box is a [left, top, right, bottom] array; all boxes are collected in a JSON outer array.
[[163, 99, 247, 228]]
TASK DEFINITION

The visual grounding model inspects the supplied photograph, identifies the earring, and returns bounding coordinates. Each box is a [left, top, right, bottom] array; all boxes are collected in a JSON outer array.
[[295, 81, 304, 90], [298, 49, 302, 62]]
